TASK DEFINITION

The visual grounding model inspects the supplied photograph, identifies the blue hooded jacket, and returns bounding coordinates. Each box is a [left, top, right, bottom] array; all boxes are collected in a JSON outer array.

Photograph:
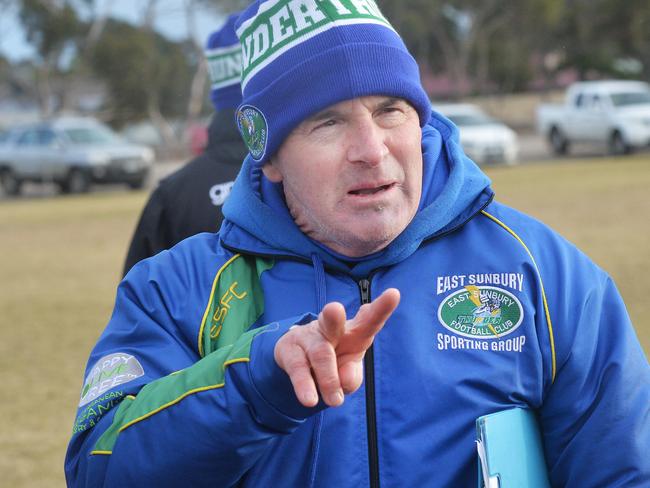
[[65, 113, 650, 487]]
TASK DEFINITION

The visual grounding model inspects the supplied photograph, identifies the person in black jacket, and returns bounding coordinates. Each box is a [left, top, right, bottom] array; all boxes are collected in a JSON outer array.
[[123, 13, 246, 276]]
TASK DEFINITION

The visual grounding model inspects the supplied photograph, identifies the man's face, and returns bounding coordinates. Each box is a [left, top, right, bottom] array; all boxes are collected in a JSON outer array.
[[263, 96, 423, 258]]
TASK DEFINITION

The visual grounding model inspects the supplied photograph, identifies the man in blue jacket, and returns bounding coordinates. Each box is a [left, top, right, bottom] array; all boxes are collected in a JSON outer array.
[[66, 1, 650, 487]]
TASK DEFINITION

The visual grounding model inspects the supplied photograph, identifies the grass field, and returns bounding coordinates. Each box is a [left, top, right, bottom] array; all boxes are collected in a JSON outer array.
[[1, 155, 648, 486]]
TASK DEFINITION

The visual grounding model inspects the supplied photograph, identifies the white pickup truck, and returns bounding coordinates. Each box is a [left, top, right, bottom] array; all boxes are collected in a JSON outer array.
[[537, 80, 650, 155]]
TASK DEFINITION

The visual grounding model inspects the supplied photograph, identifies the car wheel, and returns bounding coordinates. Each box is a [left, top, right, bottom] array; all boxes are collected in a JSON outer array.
[[1, 169, 22, 196], [609, 131, 631, 155], [62, 169, 90, 194], [549, 127, 569, 156], [127, 176, 146, 190]]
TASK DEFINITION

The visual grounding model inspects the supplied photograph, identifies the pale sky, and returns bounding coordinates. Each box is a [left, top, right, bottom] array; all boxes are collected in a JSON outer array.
[[0, 0, 227, 62]]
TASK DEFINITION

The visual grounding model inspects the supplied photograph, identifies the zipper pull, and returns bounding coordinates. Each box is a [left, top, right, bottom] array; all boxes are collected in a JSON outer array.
[[359, 279, 371, 304]]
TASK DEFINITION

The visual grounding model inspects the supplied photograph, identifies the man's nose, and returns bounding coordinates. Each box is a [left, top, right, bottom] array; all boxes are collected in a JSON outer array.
[[346, 119, 389, 166]]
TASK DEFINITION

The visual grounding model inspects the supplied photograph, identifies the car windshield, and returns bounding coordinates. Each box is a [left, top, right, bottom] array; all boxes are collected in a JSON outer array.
[[610, 91, 650, 106], [446, 113, 495, 126], [63, 126, 120, 144]]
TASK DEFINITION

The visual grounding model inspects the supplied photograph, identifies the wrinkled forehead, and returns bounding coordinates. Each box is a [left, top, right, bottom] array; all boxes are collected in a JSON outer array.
[[305, 96, 413, 121]]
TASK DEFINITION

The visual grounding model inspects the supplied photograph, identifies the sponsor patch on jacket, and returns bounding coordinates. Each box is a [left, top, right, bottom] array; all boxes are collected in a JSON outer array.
[[79, 353, 144, 407], [73, 390, 125, 434], [435, 272, 527, 352]]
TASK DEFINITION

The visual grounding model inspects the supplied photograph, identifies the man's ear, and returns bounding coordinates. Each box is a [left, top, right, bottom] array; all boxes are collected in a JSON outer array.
[[262, 159, 283, 183]]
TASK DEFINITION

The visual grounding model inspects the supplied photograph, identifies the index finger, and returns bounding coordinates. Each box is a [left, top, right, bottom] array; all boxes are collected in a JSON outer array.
[[346, 288, 400, 338]]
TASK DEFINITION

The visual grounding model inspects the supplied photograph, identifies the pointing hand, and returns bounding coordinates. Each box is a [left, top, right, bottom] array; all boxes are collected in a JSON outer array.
[[274, 288, 400, 407]]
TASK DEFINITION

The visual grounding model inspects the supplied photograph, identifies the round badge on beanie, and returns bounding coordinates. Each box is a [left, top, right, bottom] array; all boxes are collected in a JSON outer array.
[[205, 12, 243, 111], [234, 0, 432, 163], [236, 105, 268, 161]]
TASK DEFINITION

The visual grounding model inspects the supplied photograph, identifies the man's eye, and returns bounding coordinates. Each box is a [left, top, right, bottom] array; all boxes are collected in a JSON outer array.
[[376, 106, 407, 125], [379, 106, 402, 115], [314, 119, 337, 130]]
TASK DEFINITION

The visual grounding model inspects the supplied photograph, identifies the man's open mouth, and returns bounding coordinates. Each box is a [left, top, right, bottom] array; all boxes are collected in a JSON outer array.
[[349, 183, 395, 196]]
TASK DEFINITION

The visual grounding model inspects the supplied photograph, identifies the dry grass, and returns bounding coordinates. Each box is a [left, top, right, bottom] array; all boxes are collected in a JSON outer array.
[[0, 156, 648, 486], [0, 191, 147, 487], [484, 155, 650, 355]]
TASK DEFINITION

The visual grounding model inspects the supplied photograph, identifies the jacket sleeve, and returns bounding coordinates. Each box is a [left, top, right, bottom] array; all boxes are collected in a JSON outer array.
[[538, 245, 650, 486], [65, 252, 322, 487], [122, 188, 170, 277]]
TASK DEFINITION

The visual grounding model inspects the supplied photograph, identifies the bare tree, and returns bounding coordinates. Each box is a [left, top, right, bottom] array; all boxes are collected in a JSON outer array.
[[134, 0, 181, 150], [82, 0, 112, 52], [141, 0, 159, 30], [184, 0, 208, 127], [195, 0, 249, 15]]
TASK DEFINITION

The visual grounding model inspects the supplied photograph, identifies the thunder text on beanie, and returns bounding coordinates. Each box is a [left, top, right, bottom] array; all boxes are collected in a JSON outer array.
[[206, 12, 243, 111]]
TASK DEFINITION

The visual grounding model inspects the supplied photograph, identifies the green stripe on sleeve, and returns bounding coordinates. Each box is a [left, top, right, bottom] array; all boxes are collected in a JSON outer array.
[[199, 255, 274, 357], [92, 326, 267, 454]]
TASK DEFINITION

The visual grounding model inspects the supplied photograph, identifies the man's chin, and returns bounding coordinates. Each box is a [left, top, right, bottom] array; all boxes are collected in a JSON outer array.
[[334, 226, 403, 257]]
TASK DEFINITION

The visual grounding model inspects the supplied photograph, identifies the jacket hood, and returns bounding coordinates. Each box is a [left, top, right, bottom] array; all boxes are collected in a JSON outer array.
[[221, 111, 493, 278]]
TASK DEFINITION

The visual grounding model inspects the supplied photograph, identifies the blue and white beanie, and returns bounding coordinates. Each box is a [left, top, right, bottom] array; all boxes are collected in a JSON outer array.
[[234, 0, 431, 163], [205, 13, 243, 111]]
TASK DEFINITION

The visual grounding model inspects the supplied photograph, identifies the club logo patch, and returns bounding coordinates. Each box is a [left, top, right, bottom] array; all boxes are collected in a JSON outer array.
[[438, 285, 523, 339], [237, 105, 268, 161]]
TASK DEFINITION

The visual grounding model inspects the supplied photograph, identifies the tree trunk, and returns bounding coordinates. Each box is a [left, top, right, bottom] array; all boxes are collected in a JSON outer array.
[[187, 57, 207, 124], [36, 64, 53, 117], [148, 95, 179, 153], [184, 0, 208, 126]]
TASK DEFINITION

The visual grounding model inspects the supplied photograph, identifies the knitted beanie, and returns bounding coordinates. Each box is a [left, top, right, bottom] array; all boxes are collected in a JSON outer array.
[[234, 0, 431, 163], [205, 13, 243, 111]]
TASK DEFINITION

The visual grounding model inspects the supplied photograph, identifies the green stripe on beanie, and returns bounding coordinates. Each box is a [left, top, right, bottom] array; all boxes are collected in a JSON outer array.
[[206, 12, 244, 111]]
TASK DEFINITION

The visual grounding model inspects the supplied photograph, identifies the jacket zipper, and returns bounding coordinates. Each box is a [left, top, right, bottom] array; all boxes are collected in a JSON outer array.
[[359, 278, 380, 488]]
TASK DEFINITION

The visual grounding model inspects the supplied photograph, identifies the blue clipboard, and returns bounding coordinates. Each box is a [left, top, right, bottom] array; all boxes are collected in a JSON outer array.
[[476, 408, 551, 488]]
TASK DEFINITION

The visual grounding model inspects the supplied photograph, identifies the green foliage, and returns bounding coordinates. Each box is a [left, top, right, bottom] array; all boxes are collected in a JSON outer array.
[[377, 0, 650, 93], [19, 0, 82, 63], [377, 0, 559, 94], [535, 0, 649, 79], [484, 33, 532, 93], [0, 53, 8, 73], [89, 19, 195, 126]]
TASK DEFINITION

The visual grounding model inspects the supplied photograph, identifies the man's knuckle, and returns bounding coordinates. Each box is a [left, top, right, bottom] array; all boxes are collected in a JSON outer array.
[[285, 355, 309, 372], [318, 375, 340, 391], [308, 343, 334, 364]]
